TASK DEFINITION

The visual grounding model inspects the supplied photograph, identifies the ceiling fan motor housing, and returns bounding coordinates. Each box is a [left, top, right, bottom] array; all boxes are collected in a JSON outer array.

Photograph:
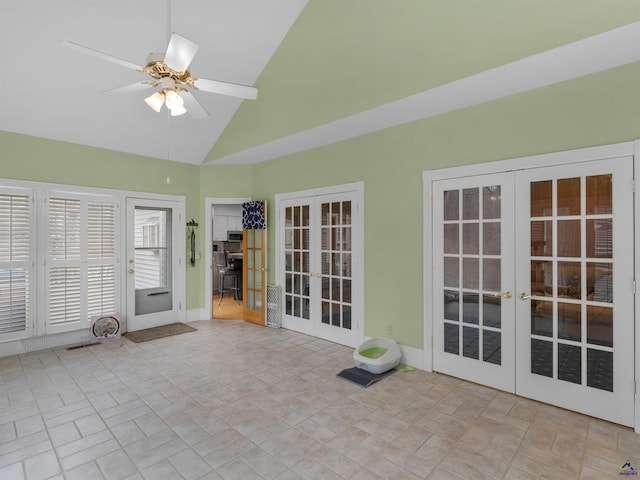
[[144, 52, 196, 89]]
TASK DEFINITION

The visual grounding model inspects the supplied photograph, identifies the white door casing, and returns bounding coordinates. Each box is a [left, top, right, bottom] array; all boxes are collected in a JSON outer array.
[[126, 197, 185, 332]]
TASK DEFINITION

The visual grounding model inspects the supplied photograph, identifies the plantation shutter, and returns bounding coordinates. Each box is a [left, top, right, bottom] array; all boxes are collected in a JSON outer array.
[[0, 191, 32, 339], [87, 202, 116, 318], [46, 194, 118, 333]]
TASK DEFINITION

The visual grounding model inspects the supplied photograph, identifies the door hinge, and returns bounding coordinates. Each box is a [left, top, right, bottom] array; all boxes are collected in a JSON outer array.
[[633, 280, 637, 294], [179, 302, 182, 310], [632, 180, 636, 193]]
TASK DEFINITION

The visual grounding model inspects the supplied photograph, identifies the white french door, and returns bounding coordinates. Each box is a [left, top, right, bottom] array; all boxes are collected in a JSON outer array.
[[126, 197, 185, 332], [279, 188, 363, 347], [432, 156, 635, 426], [433, 173, 516, 392], [514, 158, 634, 426]]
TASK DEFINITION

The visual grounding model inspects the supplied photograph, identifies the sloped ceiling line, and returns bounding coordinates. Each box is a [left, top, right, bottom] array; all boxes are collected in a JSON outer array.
[[209, 21, 640, 166]]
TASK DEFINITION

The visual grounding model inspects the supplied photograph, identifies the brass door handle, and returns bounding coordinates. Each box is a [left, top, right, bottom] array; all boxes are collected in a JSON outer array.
[[315, 273, 321, 278], [494, 290, 512, 298], [128, 269, 135, 274], [520, 292, 531, 300]]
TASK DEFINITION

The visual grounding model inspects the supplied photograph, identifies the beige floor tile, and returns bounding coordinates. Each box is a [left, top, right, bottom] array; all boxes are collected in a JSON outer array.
[[0, 319, 637, 480]]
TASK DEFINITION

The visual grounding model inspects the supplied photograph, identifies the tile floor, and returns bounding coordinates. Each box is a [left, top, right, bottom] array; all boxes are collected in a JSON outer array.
[[0, 319, 639, 480]]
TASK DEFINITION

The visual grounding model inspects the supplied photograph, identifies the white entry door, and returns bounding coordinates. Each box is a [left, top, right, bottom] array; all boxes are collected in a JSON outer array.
[[279, 189, 363, 347], [514, 158, 635, 426], [433, 156, 635, 426], [433, 173, 516, 392], [126, 198, 185, 332]]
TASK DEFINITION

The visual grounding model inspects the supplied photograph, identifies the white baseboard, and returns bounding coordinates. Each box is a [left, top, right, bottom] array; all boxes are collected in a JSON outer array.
[[0, 329, 95, 358], [187, 308, 209, 323], [398, 344, 427, 371]]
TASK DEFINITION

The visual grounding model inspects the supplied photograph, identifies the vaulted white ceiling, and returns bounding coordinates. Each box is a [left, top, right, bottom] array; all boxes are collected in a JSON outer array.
[[1, 2, 639, 167], [0, 0, 307, 164]]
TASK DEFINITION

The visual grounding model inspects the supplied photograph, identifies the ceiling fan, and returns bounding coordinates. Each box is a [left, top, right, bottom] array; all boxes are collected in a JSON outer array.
[[62, 33, 258, 119]]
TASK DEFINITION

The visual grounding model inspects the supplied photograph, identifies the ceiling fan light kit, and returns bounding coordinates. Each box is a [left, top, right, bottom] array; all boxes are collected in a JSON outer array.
[[62, 33, 258, 119], [144, 76, 187, 116]]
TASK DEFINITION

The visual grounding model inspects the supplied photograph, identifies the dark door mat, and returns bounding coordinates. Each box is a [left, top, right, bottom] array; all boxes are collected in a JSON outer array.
[[124, 323, 197, 343], [337, 367, 396, 387]]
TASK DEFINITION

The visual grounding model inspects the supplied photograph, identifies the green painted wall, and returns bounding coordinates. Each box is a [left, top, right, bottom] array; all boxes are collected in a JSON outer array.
[[2, 60, 640, 349], [251, 61, 640, 349], [207, 0, 639, 161], [0, 131, 205, 309]]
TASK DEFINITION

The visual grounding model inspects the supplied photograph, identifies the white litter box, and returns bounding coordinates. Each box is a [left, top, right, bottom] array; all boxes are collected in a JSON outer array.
[[353, 337, 401, 374]]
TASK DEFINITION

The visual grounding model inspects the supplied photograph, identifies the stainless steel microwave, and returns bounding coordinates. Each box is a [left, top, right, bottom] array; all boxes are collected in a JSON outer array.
[[227, 231, 243, 242]]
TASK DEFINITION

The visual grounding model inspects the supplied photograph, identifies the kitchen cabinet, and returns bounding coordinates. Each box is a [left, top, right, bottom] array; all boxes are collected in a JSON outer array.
[[213, 215, 228, 241]]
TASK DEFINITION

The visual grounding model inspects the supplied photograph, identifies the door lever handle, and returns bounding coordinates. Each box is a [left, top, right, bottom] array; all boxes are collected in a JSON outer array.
[[520, 292, 532, 300], [494, 291, 511, 298]]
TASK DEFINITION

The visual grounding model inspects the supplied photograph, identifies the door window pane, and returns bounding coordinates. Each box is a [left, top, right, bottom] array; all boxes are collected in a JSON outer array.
[[531, 220, 552, 256], [444, 224, 459, 254], [531, 339, 553, 377], [558, 302, 581, 342], [558, 343, 581, 385], [463, 326, 479, 359], [531, 180, 552, 217], [557, 220, 581, 257], [483, 223, 500, 255], [483, 330, 501, 365], [444, 323, 459, 354], [482, 186, 501, 219], [557, 177, 580, 216], [444, 257, 459, 288], [586, 174, 612, 215], [462, 294, 479, 325], [463, 188, 479, 220], [462, 258, 478, 289], [531, 261, 552, 297], [558, 262, 581, 299], [587, 349, 613, 391], [482, 295, 501, 328], [483, 259, 501, 292], [586, 220, 612, 258], [587, 263, 612, 303], [531, 300, 553, 337], [587, 306, 613, 347], [463, 223, 479, 254], [444, 290, 459, 321], [444, 190, 459, 221]]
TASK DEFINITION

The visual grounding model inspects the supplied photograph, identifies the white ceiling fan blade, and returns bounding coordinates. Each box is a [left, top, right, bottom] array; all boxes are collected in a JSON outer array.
[[194, 78, 258, 100], [181, 91, 209, 119], [61, 40, 143, 71], [101, 82, 153, 95], [163, 33, 199, 73]]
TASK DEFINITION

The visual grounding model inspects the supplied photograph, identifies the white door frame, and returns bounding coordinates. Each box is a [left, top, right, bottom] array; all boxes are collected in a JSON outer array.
[[125, 194, 186, 332], [275, 182, 365, 347], [424, 140, 640, 432], [203, 197, 251, 321]]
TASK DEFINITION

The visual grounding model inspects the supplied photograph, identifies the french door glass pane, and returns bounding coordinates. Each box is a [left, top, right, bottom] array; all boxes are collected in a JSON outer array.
[[442, 185, 503, 366], [320, 200, 352, 331], [528, 174, 614, 392], [285, 205, 310, 319]]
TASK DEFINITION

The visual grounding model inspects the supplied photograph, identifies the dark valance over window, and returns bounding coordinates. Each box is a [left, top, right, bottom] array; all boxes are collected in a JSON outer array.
[[242, 201, 266, 229]]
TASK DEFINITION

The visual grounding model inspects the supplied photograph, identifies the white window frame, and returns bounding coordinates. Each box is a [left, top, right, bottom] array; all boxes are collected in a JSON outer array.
[[0, 186, 36, 342], [43, 190, 120, 335]]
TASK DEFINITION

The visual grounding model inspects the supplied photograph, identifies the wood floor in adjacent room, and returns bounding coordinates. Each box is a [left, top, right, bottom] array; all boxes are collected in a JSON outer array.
[[0, 319, 638, 479], [212, 294, 243, 320]]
